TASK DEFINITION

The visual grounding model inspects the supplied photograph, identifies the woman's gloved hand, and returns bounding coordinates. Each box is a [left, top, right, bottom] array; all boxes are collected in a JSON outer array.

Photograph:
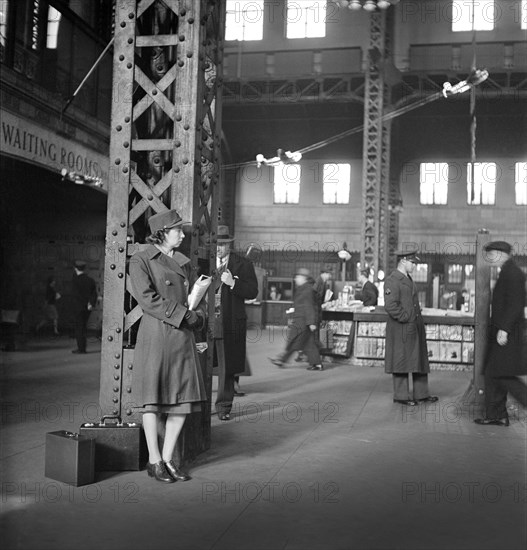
[[184, 309, 203, 329]]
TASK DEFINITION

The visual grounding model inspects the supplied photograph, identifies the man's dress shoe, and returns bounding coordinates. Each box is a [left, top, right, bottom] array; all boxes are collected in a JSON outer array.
[[307, 364, 323, 371], [393, 399, 418, 406], [418, 396, 439, 403], [164, 460, 191, 481], [234, 390, 246, 397], [146, 461, 175, 483], [474, 417, 510, 427]]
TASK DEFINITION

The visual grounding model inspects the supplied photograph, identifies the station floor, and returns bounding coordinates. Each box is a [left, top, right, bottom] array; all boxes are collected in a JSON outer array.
[[1, 329, 526, 550]]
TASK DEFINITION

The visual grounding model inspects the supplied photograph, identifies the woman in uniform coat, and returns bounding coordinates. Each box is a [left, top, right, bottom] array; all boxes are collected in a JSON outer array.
[[129, 210, 206, 483], [384, 248, 438, 406]]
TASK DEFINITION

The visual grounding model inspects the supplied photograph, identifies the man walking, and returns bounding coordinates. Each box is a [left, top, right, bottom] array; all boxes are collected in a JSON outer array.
[[270, 268, 324, 372], [384, 247, 438, 406], [475, 241, 527, 426]]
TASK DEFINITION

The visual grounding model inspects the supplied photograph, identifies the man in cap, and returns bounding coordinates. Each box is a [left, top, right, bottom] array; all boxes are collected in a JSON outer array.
[[384, 247, 438, 406], [475, 241, 526, 427], [270, 267, 324, 371], [71, 260, 98, 354], [213, 225, 259, 421]]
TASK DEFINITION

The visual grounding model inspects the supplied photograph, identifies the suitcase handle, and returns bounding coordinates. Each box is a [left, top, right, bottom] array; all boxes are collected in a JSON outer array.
[[99, 415, 123, 426]]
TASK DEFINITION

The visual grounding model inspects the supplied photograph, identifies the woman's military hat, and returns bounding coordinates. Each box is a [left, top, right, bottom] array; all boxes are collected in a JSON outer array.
[[148, 210, 188, 233]]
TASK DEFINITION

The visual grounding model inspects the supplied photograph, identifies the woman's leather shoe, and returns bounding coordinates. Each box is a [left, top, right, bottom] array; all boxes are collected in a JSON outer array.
[[165, 460, 191, 481], [147, 461, 175, 483]]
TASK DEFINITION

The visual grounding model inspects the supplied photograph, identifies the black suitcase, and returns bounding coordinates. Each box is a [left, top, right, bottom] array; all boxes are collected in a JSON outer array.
[[79, 415, 147, 471], [45, 431, 95, 486]]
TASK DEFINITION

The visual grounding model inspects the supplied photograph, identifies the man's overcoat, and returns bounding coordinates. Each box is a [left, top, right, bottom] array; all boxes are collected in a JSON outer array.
[[384, 270, 430, 374], [219, 252, 258, 376], [484, 258, 526, 376]]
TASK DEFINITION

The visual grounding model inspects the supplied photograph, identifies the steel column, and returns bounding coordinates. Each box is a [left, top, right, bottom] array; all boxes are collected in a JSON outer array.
[[99, 0, 224, 462]]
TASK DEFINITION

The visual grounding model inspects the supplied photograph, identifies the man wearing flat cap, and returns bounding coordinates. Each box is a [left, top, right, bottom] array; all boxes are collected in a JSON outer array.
[[383, 246, 438, 406], [71, 260, 98, 354], [213, 225, 259, 421], [475, 241, 527, 426]]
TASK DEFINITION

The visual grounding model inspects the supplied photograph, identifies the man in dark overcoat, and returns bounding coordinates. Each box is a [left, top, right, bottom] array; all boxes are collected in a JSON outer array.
[[214, 226, 258, 421], [71, 260, 98, 354], [270, 268, 324, 371], [475, 241, 527, 427], [384, 248, 438, 406]]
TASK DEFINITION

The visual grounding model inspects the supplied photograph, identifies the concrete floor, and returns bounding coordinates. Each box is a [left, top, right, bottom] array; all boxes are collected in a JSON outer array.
[[1, 329, 526, 550]]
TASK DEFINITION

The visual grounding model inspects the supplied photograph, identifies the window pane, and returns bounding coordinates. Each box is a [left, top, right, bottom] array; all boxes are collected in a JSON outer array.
[[323, 163, 350, 204], [464, 264, 475, 280], [46, 7, 61, 49], [515, 162, 527, 205], [413, 264, 428, 283], [286, 1, 326, 39], [273, 165, 301, 204], [448, 264, 463, 284], [226, 0, 264, 41], [452, 0, 495, 32], [420, 163, 448, 205], [467, 163, 496, 205], [523, 1, 527, 30], [0, 1, 8, 50]]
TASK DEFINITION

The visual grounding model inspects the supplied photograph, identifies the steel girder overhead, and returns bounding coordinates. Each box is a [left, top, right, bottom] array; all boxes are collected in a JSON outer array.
[[99, 0, 225, 461]]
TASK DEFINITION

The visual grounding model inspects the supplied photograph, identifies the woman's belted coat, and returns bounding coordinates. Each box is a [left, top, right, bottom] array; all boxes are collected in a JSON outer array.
[[129, 245, 206, 407]]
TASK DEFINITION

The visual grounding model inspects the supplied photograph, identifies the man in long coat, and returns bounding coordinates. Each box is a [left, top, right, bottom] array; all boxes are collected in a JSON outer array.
[[270, 268, 324, 371], [71, 260, 98, 354], [384, 248, 438, 406], [475, 241, 527, 426], [214, 226, 258, 421]]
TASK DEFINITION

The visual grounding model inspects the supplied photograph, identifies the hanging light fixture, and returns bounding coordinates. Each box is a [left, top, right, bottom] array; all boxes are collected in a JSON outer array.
[[337, 0, 399, 10]]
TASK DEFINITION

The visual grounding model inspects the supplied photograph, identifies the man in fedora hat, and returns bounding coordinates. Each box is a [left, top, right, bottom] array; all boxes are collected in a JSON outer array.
[[270, 267, 324, 371], [213, 225, 258, 421], [71, 260, 98, 354], [384, 247, 438, 406], [475, 241, 526, 427]]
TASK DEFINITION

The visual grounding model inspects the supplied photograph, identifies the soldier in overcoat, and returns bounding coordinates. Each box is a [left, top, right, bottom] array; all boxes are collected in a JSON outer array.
[[270, 268, 324, 371], [213, 226, 259, 421], [129, 210, 206, 483], [384, 248, 438, 406], [475, 241, 527, 426]]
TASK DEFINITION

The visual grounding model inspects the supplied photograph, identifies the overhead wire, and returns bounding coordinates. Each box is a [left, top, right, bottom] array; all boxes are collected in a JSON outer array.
[[221, 90, 442, 170]]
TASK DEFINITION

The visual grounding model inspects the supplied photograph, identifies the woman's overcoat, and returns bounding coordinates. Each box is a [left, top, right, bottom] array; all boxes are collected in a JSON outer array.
[[129, 245, 206, 407], [384, 269, 430, 374]]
